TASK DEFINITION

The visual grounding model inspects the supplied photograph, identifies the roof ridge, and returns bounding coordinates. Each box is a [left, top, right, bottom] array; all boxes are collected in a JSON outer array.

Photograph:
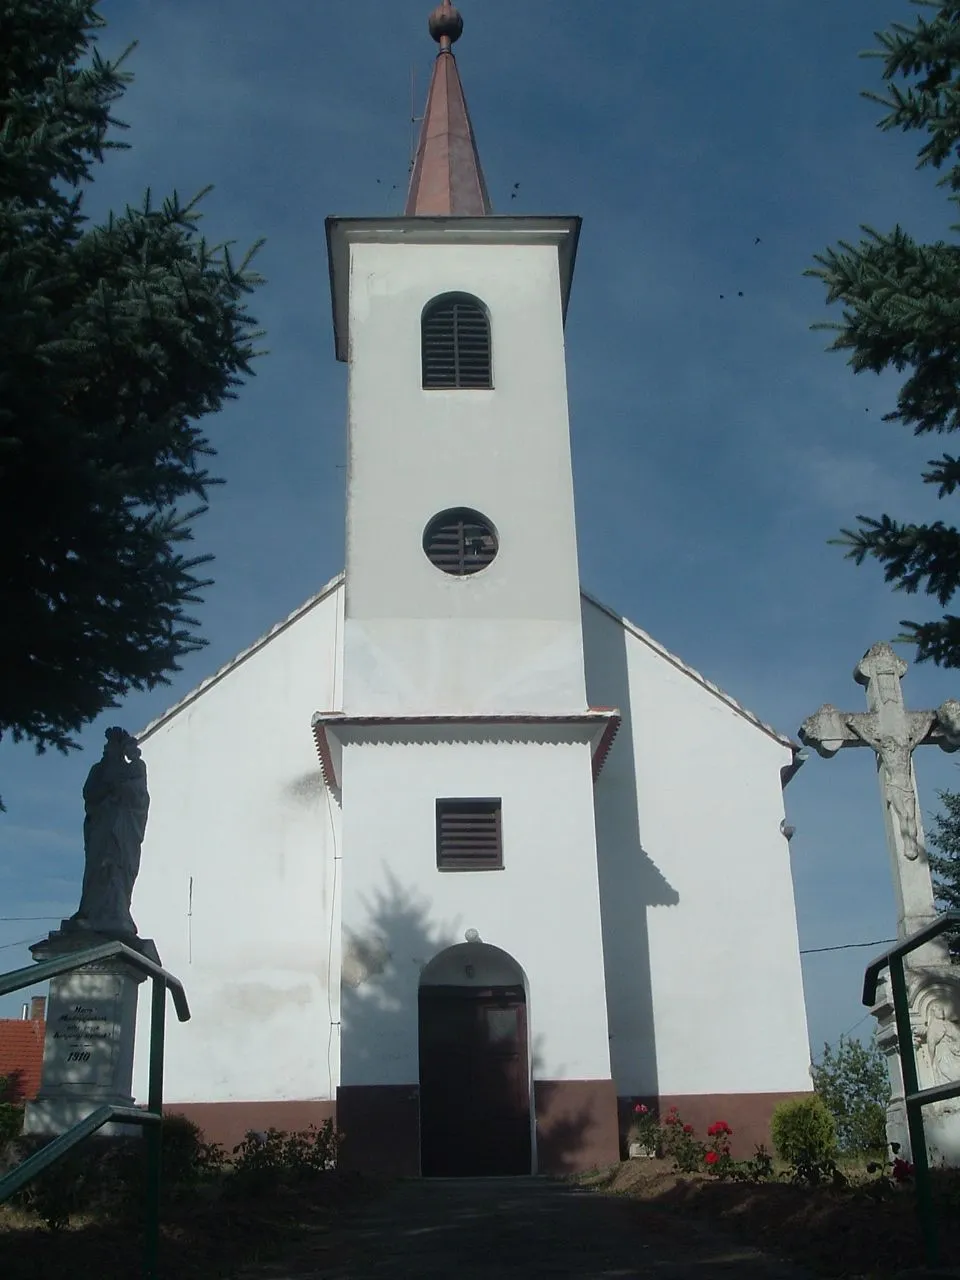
[[136, 573, 344, 742], [580, 588, 797, 752], [135, 574, 795, 757]]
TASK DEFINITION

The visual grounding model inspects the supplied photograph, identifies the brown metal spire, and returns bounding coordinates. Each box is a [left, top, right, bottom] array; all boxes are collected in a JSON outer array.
[[405, 2, 492, 217]]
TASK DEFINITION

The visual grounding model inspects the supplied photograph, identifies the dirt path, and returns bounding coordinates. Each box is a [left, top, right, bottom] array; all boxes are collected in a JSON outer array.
[[295, 1176, 812, 1279]]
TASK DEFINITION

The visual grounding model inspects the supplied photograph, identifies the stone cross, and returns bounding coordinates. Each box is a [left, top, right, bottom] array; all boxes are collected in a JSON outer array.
[[799, 643, 960, 942]]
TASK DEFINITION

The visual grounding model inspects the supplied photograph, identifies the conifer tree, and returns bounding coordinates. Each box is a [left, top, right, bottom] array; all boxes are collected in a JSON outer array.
[[0, 1, 264, 784], [928, 789, 960, 958], [809, 1, 960, 668]]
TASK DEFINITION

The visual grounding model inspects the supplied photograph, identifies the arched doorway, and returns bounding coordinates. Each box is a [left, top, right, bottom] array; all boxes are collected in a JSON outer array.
[[418, 943, 531, 1177]]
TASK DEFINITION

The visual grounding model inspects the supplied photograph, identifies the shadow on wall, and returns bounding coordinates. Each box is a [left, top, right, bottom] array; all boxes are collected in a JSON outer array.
[[339, 872, 454, 1174], [341, 870, 457, 1084], [533, 1081, 613, 1174], [583, 601, 679, 1108], [340, 872, 605, 1175]]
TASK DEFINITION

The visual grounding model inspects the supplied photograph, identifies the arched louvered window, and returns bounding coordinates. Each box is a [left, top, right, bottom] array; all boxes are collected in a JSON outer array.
[[421, 294, 492, 389], [423, 508, 498, 576]]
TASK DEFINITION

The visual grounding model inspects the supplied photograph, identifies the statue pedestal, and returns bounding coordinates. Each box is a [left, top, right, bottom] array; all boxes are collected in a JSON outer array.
[[23, 929, 161, 1139], [873, 967, 960, 1168]]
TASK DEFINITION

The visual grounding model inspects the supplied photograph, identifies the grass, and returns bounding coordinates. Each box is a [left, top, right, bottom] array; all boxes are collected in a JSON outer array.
[[577, 1156, 960, 1279]]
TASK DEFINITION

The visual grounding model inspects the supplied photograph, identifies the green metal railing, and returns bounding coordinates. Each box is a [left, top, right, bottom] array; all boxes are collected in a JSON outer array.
[[0, 942, 190, 1279], [862, 911, 960, 1268]]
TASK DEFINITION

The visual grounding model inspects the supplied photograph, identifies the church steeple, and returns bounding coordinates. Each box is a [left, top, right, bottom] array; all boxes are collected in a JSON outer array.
[[405, 2, 492, 217]]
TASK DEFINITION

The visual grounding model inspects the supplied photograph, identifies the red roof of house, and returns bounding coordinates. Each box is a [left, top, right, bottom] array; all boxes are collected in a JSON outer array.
[[0, 1020, 45, 1101]]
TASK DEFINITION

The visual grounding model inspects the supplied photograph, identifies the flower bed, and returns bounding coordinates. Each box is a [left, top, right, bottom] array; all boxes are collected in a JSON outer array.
[[580, 1158, 960, 1278], [596, 1101, 960, 1277]]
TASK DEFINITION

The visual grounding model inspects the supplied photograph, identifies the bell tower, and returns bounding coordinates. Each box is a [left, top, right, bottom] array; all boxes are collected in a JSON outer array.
[[328, 2, 586, 717], [320, 1, 620, 1178]]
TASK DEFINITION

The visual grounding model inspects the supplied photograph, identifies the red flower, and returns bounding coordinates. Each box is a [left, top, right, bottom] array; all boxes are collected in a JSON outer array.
[[634, 1103, 648, 1114], [704, 1151, 719, 1165], [683, 1124, 694, 1134], [707, 1121, 732, 1137], [892, 1158, 915, 1183]]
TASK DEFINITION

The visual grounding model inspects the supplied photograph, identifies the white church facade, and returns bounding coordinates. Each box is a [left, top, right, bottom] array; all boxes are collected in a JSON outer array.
[[130, 2, 812, 1175]]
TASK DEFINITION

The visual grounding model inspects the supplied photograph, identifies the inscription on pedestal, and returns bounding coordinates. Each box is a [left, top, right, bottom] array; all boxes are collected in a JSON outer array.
[[23, 940, 159, 1137], [39, 973, 127, 1097], [51, 1000, 117, 1077]]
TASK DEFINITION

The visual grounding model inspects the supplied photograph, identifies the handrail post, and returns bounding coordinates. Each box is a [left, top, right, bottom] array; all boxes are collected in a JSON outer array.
[[0, 942, 188, 1280], [888, 954, 938, 1266], [144, 975, 167, 1280]]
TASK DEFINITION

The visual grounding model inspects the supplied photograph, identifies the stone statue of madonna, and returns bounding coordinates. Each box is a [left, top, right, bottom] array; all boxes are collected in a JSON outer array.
[[68, 727, 149, 938]]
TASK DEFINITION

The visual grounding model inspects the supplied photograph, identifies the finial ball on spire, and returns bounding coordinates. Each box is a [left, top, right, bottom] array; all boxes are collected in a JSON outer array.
[[429, 2, 464, 44]]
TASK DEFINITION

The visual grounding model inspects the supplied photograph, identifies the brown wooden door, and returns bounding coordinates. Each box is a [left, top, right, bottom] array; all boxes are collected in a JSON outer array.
[[419, 985, 530, 1177]]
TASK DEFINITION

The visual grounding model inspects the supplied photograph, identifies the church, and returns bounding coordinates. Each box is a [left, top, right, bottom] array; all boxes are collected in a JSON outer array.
[[130, 1, 812, 1176]]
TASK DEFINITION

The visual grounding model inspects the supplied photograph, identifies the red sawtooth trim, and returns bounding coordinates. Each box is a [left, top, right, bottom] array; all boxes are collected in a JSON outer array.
[[310, 709, 621, 792], [591, 713, 622, 781], [312, 721, 338, 792]]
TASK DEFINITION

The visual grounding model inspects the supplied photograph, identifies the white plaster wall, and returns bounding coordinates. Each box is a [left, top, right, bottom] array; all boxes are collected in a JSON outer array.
[[582, 598, 811, 1098], [130, 586, 343, 1105], [343, 240, 586, 715], [338, 733, 611, 1088]]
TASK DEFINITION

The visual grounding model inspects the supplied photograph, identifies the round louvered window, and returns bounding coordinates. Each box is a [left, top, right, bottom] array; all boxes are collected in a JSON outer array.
[[423, 508, 499, 576]]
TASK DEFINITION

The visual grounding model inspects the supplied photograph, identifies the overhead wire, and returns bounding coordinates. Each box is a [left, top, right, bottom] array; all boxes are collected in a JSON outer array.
[[0, 916, 61, 923], [800, 938, 896, 955], [0, 936, 39, 953]]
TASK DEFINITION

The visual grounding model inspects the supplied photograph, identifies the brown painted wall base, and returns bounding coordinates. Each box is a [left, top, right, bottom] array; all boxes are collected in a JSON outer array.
[[535, 1079, 620, 1174], [337, 1085, 421, 1177], [618, 1091, 814, 1160], [165, 1099, 336, 1155], [334, 1080, 621, 1177], [166, 1086, 811, 1173]]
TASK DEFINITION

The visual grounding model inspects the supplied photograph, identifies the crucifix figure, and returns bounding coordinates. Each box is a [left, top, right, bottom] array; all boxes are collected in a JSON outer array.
[[799, 642, 960, 942], [802, 643, 960, 1164]]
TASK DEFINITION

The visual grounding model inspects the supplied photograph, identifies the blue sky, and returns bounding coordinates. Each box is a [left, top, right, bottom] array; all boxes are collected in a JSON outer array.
[[3, 0, 959, 1061]]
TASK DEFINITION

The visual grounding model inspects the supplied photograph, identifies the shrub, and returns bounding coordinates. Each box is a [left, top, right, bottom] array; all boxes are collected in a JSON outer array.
[[158, 1114, 226, 1184], [0, 1071, 25, 1102], [10, 1144, 98, 1231], [660, 1107, 706, 1172], [704, 1120, 734, 1179], [626, 1103, 660, 1154], [230, 1121, 340, 1191], [811, 1035, 889, 1154], [7, 1117, 226, 1231], [278, 1121, 340, 1175], [231, 1128, 288, 1187], [771, 1095, 839, 1185], [729, 1144, 775, 1184], [0, 1074, 24, 1142], [0, 1102, 23, 1144]]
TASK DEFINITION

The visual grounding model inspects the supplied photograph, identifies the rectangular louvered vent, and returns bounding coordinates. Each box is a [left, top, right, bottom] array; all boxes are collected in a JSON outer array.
[[436, 799, 503, 871]]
